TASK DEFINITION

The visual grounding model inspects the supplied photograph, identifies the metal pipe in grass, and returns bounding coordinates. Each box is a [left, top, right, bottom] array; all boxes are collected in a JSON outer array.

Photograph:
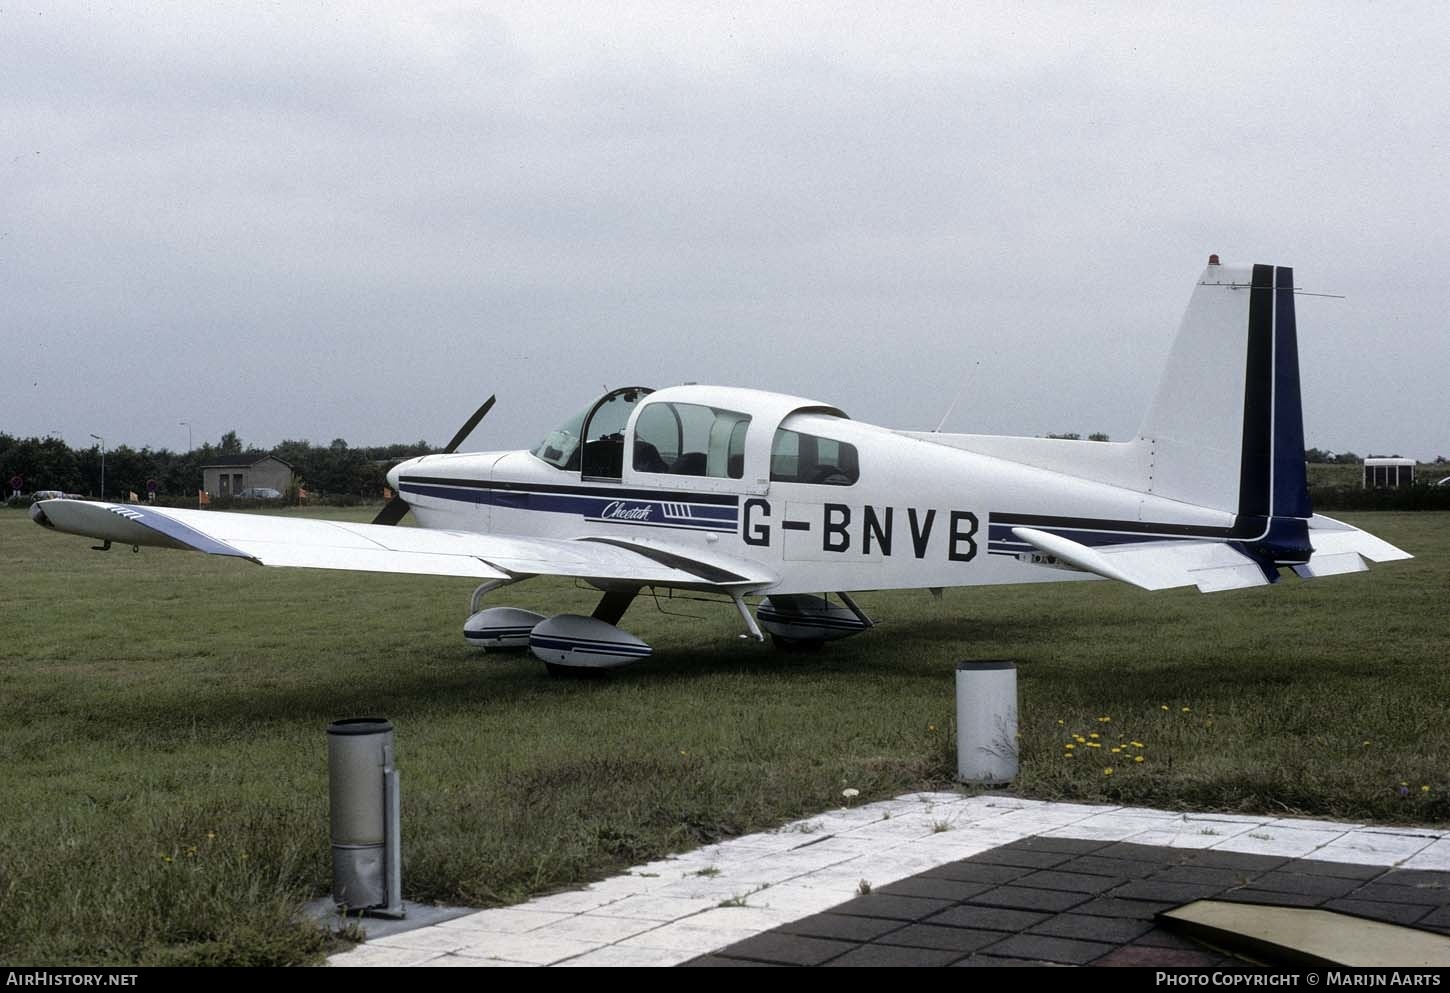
[[327, 717, 405, 919], [956, 660, 1018, 786]]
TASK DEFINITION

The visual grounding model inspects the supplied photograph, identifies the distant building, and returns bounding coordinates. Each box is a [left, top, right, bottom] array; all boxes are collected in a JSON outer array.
[[1363, 457, 1415, 489], [201, 453, 293, 498]]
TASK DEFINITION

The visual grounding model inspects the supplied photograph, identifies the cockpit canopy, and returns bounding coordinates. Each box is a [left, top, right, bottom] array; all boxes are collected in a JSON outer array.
[[532, 386, 652, 476], [532, 384, 858, 485]]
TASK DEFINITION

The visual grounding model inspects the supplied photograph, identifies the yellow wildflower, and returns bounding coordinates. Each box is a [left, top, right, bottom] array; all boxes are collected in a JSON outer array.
[[1134, 755, 1145, 764], [1103, 767, 1114, 776]]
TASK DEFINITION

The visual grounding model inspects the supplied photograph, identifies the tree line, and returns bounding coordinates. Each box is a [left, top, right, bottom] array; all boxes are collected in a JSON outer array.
[[5, 429, 1447, 504], [0, 430, 434, 502]]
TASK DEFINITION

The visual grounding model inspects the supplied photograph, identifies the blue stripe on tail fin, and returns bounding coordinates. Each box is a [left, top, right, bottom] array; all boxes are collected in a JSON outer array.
[[1272, 266, 1312, 520], [1237, 265, 1274, 519], [1232, 264, 1311, 570]]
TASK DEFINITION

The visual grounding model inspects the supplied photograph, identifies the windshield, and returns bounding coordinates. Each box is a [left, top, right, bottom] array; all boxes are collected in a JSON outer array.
[[532, 407, 587, 470], [531, 386, 654, 473]]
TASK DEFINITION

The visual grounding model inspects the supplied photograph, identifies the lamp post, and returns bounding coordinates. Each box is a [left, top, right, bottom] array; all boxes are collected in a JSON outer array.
[[90, 433, 105, 500], [180, 420, 192, 451]]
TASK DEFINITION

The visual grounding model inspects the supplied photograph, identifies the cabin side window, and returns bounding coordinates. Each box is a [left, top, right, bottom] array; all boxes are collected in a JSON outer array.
[[770, 429, 859, 485], [633, 402, 750, 479]]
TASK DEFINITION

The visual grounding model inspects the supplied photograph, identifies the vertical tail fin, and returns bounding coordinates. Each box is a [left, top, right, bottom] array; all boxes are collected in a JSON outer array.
[[1139, 259, 1311, 559]]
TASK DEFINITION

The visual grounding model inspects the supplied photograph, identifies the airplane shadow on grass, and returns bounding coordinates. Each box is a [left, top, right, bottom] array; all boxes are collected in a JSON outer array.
[[72, 612, 1077, 737], [72, 612, 1365, 741]]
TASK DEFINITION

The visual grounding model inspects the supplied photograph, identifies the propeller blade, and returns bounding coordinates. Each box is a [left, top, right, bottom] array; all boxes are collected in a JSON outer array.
[[371, 496, 411, 527], [373, 395, 496, 526], [443, 395, 496, 454]]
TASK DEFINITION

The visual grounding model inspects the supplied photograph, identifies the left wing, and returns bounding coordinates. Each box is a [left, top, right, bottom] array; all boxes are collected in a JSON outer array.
[[31, 499, 775, 591]]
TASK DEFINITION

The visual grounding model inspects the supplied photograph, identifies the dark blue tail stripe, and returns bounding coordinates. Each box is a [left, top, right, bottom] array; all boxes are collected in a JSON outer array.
[[1272, 266, 1312, 519], [1238, 264, 1275, 519]]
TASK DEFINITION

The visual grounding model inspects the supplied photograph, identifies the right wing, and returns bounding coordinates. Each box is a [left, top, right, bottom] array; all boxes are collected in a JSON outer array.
[[31, 499, 775, 591]]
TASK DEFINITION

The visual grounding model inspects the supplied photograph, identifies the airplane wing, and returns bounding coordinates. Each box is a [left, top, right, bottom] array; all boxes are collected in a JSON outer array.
[[1012, 516, 1410, 594], [30, 499, 775, 591]]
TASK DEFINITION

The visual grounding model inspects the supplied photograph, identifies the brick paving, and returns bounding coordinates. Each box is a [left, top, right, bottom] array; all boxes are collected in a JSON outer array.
[[686, 836, 1450, 967]]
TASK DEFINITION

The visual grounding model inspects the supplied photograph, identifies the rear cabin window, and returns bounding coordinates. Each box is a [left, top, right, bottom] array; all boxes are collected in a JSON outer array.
[[770, 429, 859, 485], [633, 403, 750, 479]]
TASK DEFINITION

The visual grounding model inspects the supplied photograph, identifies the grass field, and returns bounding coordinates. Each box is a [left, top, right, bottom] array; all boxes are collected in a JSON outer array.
[[1, 506, 1445, 965]]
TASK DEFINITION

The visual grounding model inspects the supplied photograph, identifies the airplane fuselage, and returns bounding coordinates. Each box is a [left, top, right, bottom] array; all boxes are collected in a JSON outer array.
[[390, 385, 1236, 597]]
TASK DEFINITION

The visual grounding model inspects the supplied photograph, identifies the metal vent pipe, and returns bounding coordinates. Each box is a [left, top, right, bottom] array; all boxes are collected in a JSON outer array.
[[955, 661, 1019, 785], [327, 717, 404, 918]]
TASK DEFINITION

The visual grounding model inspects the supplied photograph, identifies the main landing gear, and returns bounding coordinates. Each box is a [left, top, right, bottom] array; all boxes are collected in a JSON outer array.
[[756, 593, 874, 651], [464, 584, 650, 677], [463, 583, 876, 675]]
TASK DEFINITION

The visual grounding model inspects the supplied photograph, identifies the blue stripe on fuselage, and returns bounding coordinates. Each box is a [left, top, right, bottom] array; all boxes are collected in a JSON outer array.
[[399, 481, 739, 533]]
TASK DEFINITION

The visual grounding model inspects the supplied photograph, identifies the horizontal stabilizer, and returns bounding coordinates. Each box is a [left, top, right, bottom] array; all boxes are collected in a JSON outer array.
[[31, 500, 776, 589], [1011, 527, 1270, 593], [1292, 514, 1412, 578], [1303, 513, 1413, 563], [1014, 512, 1412, 593], [1292, 551, 1367, 579]]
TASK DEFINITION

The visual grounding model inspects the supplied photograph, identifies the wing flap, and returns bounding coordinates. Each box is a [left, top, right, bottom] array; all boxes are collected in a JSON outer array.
[[32, 500, 771, 588]]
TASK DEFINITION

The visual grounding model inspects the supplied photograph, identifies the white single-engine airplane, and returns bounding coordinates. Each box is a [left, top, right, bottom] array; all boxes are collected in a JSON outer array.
[[33, 258, 1410, 674]]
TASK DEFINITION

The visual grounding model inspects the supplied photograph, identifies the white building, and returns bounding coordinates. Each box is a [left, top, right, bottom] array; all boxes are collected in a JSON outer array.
[[1363, 457, 1415, 489]]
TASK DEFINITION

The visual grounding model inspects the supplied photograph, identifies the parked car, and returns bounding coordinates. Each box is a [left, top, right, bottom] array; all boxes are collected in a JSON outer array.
[[237, 487, 283, 500]]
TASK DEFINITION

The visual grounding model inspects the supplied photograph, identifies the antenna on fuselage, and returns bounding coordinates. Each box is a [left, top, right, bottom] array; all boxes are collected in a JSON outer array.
[[932, 360, 980, 433]]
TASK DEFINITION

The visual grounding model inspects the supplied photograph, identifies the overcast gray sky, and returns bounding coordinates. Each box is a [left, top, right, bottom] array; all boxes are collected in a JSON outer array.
[[3, 2, 1447, 458]]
